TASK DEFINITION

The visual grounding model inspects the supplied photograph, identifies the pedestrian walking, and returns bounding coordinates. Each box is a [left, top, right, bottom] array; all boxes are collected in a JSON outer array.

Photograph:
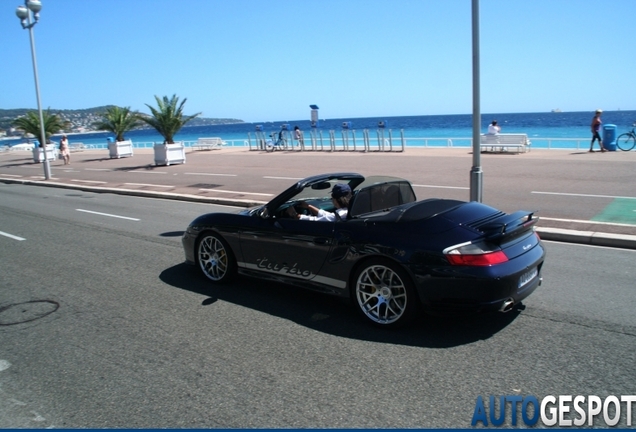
[[59, 135, 71, 164], [294, 125, 304, 148], [590, 109, 606, 152]]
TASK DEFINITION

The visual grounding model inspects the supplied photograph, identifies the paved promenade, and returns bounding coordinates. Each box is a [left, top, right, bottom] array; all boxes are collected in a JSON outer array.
[[1, 146, 636, 249]]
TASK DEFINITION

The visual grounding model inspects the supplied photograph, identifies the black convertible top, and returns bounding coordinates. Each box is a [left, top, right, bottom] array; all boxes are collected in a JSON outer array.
[[349, 198, 465, 223], [398, 199, 465, 222]]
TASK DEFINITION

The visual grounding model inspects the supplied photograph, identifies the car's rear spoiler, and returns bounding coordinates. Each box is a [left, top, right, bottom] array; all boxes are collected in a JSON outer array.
[[479, 211, 539, 242]]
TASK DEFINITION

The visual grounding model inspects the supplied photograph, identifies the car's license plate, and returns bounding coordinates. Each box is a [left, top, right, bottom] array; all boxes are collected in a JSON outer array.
[[518, 267, 538, 290]]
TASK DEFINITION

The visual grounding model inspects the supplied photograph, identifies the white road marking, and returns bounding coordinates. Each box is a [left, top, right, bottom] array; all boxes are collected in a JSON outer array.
[[124, 183, 173, 188], [184, 172, 237, 177], [263, 176, 303, 180], [31, 412, 46, 422], [532, 191, 636, 200], [0, 231, 26, 241], [412, 184, 469, 190], [0, 174, 23, 178], [198, 188, 273, 196], [71, 179, 108, 184], [76, 209, 140, 221], [84, 168, 112, 171], [0, 359, 11, 371], [127, 171, 168, 174]]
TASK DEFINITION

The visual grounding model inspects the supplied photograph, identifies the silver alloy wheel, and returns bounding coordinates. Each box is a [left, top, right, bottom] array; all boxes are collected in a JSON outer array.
[[198, 234, 229, 281], [355, 264, 408, 325]]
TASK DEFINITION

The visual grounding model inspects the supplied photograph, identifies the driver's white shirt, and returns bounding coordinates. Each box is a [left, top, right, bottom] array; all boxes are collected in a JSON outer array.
[[299, 207, 347, 222]]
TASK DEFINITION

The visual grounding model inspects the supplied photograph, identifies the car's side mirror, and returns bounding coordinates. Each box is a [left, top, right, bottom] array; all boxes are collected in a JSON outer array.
[[259, 207, 269, 218]]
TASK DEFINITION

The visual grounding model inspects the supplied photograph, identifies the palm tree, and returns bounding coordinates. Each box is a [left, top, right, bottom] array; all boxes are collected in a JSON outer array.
[[12, 109, 70, 144], [93, 106, 142, 142], [139, 94, 201, 144]]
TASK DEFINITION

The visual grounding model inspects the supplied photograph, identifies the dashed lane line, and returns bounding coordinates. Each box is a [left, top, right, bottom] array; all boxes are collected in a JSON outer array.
[[184, 172, 237, 177], [263, 176, 303, 180], [76, 209, 140, 221], [198, 188, 274, 196], [124, 183, 173, 188], [0, 231, 26, 241], [412, 184, 469, 190], [127, 171, 168, 175], [532, 191, 636, 200]]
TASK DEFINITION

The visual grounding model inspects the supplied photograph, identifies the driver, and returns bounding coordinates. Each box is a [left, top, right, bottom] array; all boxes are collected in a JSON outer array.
[[287, 183, 352, 221]]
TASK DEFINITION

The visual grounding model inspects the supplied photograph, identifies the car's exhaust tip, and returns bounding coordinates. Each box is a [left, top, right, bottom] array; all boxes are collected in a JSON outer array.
[[500, 298, 515, 313]]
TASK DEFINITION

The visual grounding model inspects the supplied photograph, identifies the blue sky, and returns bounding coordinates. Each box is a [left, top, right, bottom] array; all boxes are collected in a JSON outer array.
[[2, 0, 635, 123]]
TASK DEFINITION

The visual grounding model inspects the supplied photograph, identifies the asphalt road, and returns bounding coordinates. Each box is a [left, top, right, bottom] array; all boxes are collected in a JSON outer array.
[[1, 185, 635, 428], [2, 147, 636, 240]]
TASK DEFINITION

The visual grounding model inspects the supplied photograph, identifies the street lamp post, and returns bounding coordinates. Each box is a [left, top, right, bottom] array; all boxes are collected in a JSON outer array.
[[469, 0, 483, 202], [16, 0, 51, 180]]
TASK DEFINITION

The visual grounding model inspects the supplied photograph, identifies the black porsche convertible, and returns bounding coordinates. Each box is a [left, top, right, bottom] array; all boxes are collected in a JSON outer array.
[[182, 173, 545, 328]]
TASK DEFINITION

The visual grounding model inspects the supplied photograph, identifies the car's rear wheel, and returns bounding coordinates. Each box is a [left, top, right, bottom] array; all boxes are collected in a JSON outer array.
[[196, 232, 236, 283], [352, 258, 418, 328]]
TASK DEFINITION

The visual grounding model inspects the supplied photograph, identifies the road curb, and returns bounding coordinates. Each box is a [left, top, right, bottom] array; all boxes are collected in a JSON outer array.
[[0, 177, 266, 208], [536, 227, 636, 250]]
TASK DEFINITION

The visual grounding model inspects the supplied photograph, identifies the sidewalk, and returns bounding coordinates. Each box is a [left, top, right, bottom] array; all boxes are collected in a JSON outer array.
[[2, 146, 636, 249]]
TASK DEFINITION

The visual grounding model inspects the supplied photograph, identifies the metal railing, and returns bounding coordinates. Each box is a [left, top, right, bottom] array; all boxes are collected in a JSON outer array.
[[62, 139, 250, 151], [404, 137, 594, 151], [4, 136, 602, 152], [247, 129, 406, 152]]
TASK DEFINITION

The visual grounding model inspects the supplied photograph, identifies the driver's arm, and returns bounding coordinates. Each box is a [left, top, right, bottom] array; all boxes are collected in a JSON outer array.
[[298, 201, 319, 216], [286, 206, 300, 219]]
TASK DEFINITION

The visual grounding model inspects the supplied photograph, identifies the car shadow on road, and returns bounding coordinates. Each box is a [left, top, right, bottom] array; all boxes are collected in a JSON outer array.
[[160, 263, 521, 348]]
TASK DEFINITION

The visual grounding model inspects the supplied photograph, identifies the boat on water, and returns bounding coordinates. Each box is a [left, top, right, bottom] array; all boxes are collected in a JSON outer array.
[[551, 109, 562, 113]]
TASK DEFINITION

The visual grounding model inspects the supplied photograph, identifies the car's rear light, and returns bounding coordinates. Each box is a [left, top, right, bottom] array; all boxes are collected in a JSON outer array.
[[443, 241, 509, 266]]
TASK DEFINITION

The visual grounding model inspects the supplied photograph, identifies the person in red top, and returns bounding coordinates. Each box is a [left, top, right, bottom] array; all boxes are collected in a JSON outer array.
[[590, 109, 606, 152]]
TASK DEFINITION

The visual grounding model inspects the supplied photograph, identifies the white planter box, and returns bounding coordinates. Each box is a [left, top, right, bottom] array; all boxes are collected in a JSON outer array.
[[32, 144, 58, 163], [108, 140, 134, 158], [153, 142, 186, 166]]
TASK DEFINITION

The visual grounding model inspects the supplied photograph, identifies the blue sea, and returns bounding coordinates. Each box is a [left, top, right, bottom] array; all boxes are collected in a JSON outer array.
[[3, 110, 635, 150]]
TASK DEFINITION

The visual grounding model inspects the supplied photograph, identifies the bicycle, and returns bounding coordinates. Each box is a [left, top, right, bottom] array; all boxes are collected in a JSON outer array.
[[616, 123, 636, 151], [265, 130, 287, 152]]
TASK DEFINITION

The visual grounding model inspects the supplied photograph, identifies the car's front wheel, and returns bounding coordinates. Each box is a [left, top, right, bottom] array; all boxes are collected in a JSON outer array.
[[352, 259, 418, 328], [196, 232, 236, 283]]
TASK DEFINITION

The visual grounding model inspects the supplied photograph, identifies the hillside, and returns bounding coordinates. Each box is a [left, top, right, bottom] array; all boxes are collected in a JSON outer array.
[[0, 106, 244, 134]]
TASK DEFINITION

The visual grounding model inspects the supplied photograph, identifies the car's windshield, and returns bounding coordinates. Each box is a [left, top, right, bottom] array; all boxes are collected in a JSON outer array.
[[292, 178, 357, 202]]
